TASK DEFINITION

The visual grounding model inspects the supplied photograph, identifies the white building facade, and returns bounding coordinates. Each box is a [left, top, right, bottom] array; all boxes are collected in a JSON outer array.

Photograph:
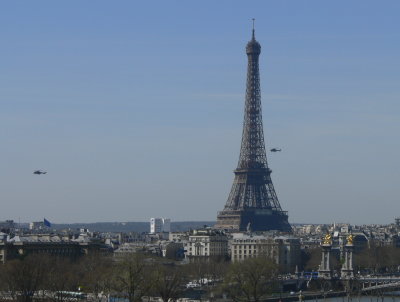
[[184, 229, 228, 261], [230, 234, 301, 273], [150, 218, 171, 234]]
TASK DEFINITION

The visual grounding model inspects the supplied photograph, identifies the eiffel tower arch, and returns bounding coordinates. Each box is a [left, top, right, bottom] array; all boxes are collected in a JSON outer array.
[[215, 25, 291, 232]]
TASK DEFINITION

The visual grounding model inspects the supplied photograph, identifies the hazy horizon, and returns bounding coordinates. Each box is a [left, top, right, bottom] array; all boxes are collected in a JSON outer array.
[[15, 220, 393, 226]]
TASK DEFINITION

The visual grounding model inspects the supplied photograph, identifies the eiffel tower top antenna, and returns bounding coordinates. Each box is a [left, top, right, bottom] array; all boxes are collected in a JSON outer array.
[[252, 18, 255, 39]]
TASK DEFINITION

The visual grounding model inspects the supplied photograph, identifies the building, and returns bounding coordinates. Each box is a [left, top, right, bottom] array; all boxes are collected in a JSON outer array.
[[0, 220, 15, 232], [150, 218, 171, 234], [168, 232, 187, 242], [160, 241, 185, 260], [113, 242, 163, 258], [230, 233, 301, 273], [184, 229, 228, 261], [29, 221, 46, 231], [0, 234, 108, 263], [215, 25, 291, 232]]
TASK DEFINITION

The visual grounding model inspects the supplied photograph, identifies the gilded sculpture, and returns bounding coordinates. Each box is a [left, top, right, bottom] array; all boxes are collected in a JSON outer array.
[[347, 234, 354, 245], [323, 233, 332, 245]]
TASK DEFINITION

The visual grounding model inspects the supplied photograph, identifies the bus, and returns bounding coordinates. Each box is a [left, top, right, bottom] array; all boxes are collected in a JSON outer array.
[[56, 291, 87, 300]]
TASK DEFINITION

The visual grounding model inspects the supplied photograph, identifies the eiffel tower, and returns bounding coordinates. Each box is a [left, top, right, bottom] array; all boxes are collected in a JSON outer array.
[[215, 24, 291, 232]]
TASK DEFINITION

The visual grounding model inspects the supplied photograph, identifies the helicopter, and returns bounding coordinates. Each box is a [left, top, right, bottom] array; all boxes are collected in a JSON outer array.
[[33, 170, 47, 175], [270, 148, 282, 152]]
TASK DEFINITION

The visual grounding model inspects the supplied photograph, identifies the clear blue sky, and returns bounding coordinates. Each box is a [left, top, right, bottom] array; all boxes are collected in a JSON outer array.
[[1, 1, 399, 224]]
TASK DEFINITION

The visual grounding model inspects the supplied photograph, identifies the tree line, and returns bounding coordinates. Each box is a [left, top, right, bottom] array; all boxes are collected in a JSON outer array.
[[3, 242, 397, 302], [0, 253, 279, 302]]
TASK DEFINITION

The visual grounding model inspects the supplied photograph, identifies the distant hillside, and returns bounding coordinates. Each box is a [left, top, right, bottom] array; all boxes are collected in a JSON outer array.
[[53, 221, 216, 233]]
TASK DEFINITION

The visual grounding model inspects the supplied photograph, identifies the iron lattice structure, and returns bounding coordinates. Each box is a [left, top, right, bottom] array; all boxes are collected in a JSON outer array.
[[216, 29, 291, 232]]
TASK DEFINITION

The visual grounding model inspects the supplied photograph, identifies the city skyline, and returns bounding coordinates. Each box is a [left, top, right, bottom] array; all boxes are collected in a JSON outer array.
[[1, 1, 400, 224]]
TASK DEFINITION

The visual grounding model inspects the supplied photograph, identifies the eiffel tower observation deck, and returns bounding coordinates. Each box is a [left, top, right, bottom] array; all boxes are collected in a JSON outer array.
[[215, 24, 291, 232]]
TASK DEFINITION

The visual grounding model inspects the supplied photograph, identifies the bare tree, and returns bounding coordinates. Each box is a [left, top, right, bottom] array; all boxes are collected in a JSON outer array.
[[151, 264, 185, 302], [355, 241, 400, 273], [78, 253, 113, 302], [44, 257, 80, 302], [205, 258, 229, 286], [1, 254, 48, 302], [222, 257, 278, 302], [185, 260, 208, 285], [113, 253, 153, 302], [302, 248, 321, 271]]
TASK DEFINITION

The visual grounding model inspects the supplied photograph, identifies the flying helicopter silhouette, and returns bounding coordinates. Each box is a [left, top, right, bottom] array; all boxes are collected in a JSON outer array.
[[270, 148, 282, 152], [33, 170, 47, 175]]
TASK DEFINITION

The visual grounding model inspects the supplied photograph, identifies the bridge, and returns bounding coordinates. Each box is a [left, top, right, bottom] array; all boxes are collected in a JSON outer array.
[[277, 275, 400, 293], [359, 277, 400, 292]]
